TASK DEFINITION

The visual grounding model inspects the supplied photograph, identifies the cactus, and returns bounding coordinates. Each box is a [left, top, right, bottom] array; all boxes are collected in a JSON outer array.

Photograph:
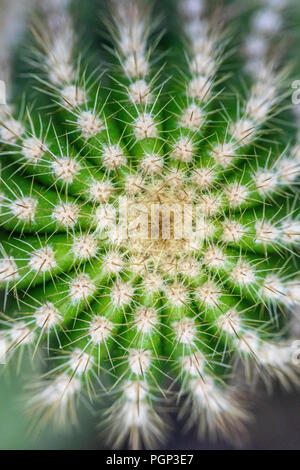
[[0, 0, 300, 449]]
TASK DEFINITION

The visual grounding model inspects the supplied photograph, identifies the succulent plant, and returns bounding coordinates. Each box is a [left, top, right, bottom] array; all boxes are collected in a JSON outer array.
[[0, 0, 300, 449]]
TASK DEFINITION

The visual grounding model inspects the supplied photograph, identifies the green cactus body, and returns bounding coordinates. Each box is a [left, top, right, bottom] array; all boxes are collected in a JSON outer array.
[[0, 0, 300, 449]]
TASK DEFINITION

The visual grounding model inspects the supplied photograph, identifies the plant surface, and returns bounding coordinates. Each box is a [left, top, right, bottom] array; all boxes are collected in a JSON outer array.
[[0, 0, 300, 449]]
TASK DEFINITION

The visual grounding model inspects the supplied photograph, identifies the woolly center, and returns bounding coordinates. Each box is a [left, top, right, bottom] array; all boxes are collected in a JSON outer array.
[[124, 175, 196, 270]]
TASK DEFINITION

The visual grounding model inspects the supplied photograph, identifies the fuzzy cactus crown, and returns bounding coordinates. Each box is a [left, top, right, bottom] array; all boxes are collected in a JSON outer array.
[[0, 0, 300, 449]]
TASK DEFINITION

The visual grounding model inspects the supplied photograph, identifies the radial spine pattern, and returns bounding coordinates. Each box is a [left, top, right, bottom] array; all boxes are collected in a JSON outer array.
[[0, 0, 300, 449]]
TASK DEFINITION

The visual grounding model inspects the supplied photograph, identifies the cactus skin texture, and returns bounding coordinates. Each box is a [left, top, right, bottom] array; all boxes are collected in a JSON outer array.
[[0, 0, 300, 449]]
